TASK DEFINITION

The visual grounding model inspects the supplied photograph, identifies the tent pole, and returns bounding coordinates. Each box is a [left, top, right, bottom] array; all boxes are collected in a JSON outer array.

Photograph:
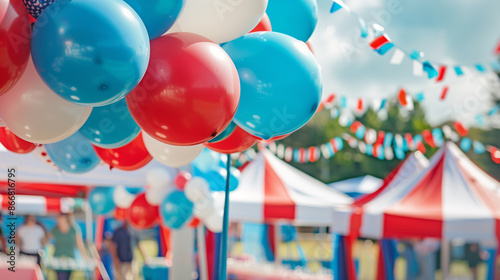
[[84, 200, 93, 243], [274, 223, 281, 267], [441, 239, 449, 280], [197, 225, 209, 280]]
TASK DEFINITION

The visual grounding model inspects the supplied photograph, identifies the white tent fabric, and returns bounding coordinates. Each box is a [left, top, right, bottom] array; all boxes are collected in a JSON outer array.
[[228, 149, 353, 226], [328, 175, 383, 196], [0, 144, 174, 187]]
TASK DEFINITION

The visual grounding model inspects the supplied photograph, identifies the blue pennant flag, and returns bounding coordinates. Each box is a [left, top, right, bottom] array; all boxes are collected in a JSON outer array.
[[454, 66, 464, 76], [379, 99, 387, 111], [384, 133, 393, 147], [415, 92, 425, 102], [375, 43, 394, 55], [473, 141, 486, 154], [423, 61, 438, 79], [475, 64, 486, 72], [489, 104, 500, 116], [330, 2, 342, 13]]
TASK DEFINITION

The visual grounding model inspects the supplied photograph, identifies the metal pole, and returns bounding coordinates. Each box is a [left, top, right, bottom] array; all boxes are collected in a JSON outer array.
[[274, 223, 282, 267], [441, 239, 450, 280]]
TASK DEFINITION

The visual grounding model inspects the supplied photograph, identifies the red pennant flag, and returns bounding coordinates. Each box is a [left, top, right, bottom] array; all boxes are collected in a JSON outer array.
[[299, 148, 306, 163], [405, 133, 414, 150], [398, 88, 408, 106], [330, 138, 338, 153], [357, 98, 364, 111], [376, 131, 385, 145], [350, 121, 362, 133], [436, 66, 447, 82], [422, 130, 436, 148], [417, 142, 426, 154], [453, 121, 468, 136], [308, 147, 316, 162], [495, 39, 500, 55], [489, 147, 500, 164], [370, 34, 391, 49], [440, 86, 449, 100]]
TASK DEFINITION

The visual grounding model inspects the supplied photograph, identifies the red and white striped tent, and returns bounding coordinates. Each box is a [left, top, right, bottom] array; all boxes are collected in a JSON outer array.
[[332, 151, 429, 236], [0, 194, 81, 215], [229, 149, 353, 226], [336, 142, 500, 242]]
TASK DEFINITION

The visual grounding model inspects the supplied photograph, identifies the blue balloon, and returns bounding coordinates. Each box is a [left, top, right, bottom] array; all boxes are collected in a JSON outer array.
[[88, 187, 115, 214], [208, 121, 237, 143], [223, 32, 322, 140], [160, 191, 193, 229], [193, 149, 220, 173], [31, 0, 150, 106], [123, 0, 184, 40], [203, 167, 239, 192], [79, 99, 141, 148], [45, 132, 100, 174], [266, 0, 318, 42]]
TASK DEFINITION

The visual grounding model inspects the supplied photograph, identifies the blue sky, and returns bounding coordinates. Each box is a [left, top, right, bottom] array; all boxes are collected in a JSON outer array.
[[310, 0, 500, 126]]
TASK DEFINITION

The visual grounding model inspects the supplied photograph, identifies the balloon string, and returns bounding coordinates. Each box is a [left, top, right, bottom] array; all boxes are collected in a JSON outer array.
[[219, 153, 231, 279]]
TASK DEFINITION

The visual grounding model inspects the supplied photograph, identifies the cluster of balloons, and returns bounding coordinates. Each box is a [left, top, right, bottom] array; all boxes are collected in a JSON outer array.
[[86, 162, 237, 232], [0, 0, 321, 172]]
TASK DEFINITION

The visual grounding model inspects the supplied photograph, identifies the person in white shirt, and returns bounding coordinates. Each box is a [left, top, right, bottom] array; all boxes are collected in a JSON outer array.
[[16, 215, 48, 266]]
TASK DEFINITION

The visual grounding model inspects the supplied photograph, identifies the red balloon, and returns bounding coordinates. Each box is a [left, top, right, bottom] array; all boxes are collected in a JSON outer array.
[[0, 126, 36, 153], [93, 132, 152, 171], [250, 13, 271, 33], [114, 207, 127, 221], [127, 193, 159, 229], [126, 33, 240, 146], [204, 126, 258, 154], [175, 171, 192, 190], [0, 0, 31, 96]]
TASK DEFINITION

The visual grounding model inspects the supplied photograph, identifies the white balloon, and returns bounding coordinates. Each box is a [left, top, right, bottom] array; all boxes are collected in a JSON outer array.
[[184, 177, 210, 204], [32, 145, 60, 171], [143, 133, 204, 167], [113, 186, 136, 208], [176, 0, 268, 43], [0, 58, 92, 144], [146, 168, 173, 190], [204, 211, 223, 233], [193, 197, 215, 220], [145, 187, 172, 206]]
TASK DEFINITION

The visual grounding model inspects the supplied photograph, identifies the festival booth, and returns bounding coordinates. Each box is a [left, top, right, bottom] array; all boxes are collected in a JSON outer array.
[[225, 149, 353, 280], [335, 142, 500, 280], [328, 175, 383, 198], [331, 151, 429, 280]]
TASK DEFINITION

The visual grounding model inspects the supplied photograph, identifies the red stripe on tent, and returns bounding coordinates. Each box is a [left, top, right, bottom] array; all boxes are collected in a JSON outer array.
[[1, 195, 9, 209], [263, 157, 295, 221], [45, 197, 61, 213], [436, 66, 447, 82], [383, 155, 445, 238], [0, 182, 88, 198]]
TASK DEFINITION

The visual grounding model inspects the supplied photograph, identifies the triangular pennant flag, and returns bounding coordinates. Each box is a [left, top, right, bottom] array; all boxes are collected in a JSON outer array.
[[390, 49, 404, 64]]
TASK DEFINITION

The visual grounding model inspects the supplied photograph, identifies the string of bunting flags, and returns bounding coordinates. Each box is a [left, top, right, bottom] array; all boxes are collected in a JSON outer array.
[[329, 0, 500, 80], [233, 121, 499, 166]]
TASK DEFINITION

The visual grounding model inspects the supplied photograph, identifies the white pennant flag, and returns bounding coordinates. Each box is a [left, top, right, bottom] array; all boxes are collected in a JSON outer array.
[[390, 49, 404, 64], [413, 61, 424, 76]]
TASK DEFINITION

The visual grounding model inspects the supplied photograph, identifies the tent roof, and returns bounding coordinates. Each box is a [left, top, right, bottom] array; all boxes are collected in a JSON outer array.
[[332, 151, 429, 236], [0, 144, 173, 197], [229, 149, 352, 226], [336, 142, 500, 242], [328, 175, 383, 197]]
